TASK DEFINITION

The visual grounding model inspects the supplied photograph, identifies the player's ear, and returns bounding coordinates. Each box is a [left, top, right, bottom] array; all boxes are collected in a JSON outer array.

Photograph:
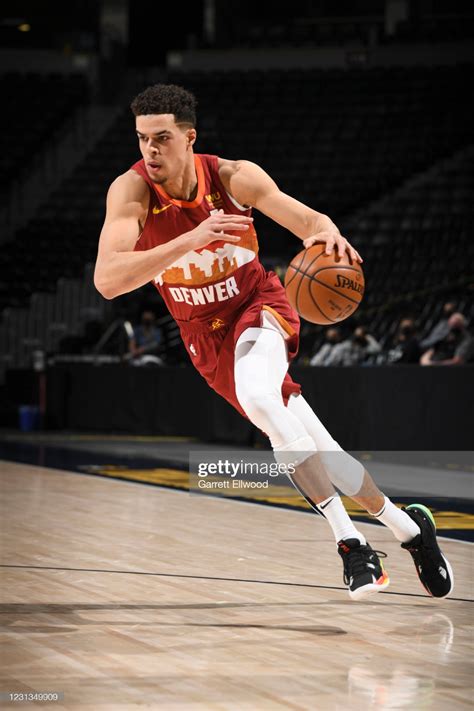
[[186, 128, 197, 148]]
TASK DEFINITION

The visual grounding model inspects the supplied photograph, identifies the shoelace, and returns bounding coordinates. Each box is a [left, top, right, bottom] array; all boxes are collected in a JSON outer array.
[[342, 547, 387, 585]]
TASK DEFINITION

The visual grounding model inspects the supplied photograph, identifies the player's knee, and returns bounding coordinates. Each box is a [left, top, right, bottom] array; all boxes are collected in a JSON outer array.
[[237, 389, 278, 426], [273, 435, 317, 467], [235, 367, 278, 415], [321, 450, 365, 496]]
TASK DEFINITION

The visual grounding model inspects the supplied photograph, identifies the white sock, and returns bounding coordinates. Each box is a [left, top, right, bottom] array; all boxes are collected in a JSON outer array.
[[316, 495, 366, 545], [372, 496, 420, 543]]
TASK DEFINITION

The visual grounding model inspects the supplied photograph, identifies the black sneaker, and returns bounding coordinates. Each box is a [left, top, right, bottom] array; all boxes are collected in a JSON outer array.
[[401, 504, 454, 598], [337, 539, 390, 601]]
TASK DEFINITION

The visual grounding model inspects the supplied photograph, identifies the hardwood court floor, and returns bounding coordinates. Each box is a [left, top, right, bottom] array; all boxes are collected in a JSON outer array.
[[0, 460, 472, 710]]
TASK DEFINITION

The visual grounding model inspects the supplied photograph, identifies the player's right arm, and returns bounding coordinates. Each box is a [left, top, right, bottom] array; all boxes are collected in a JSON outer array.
[[94, 172, 251, 299]]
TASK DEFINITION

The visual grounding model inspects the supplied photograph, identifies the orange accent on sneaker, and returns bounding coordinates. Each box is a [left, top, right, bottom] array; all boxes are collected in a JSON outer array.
[[339, 543, 351, 554], [376, 570, 390, 586]]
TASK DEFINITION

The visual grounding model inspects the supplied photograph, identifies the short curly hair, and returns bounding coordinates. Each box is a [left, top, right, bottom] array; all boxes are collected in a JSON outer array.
[[130, 84, 197, 126]]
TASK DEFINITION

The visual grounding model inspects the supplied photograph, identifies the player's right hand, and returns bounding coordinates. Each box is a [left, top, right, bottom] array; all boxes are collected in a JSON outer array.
[[190, 210, 253, 249]]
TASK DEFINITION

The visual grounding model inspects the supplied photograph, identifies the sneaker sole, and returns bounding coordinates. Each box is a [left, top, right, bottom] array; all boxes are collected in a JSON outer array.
[[406, 502, 436, 528], [349, 572, 390, 601], [405, 503, 455, 598]]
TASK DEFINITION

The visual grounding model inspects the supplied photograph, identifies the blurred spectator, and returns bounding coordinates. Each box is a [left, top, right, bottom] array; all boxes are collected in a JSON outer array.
[[420, 313, 473, 366], [386, 318, 421, 364], [125, 310, 164, 366], [327, 326, 381, 366], [420, 301, 456, 350], [309, 327, 342, 366]]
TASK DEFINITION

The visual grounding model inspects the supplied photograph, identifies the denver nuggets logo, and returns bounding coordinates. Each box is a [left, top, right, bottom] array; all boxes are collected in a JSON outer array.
[[210, 318, 225, 331], [205, 191, 224, 210], [205, 191, 221, 203]]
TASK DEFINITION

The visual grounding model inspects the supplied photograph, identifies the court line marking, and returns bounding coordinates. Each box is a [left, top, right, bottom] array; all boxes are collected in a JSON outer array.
[[0, 564, 472, 603], [70, 467, 474, 539], [48, 462, 474, 533], [1, 457, 472, 542]]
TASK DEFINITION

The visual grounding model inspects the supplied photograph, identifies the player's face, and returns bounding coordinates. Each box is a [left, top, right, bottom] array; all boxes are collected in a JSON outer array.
[[135, 114, 195, 185]]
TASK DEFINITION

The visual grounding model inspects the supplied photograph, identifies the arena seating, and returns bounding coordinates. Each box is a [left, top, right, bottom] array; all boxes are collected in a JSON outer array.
[[302, 146, 474, 362], [212, 3, 473, 49], [0, 72, 89, 193], [0, 64, 473, 372]]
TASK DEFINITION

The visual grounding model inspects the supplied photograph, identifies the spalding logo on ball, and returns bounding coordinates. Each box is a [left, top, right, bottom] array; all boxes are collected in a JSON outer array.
[[284, 245, 364, 325]]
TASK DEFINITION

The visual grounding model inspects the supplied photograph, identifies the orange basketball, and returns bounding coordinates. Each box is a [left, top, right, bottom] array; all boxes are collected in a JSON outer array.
[[284, 245, 365, 325]]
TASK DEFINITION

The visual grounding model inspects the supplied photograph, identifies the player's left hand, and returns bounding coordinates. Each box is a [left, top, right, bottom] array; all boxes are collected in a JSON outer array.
[[303, 232, 363, 263]]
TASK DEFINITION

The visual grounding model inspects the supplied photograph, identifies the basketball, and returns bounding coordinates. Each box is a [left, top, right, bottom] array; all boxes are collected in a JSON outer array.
[[284, 245, 365, 325]]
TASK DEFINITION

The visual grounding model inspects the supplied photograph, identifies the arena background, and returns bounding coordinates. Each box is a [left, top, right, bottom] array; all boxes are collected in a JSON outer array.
[[0, 2, 473, 709]]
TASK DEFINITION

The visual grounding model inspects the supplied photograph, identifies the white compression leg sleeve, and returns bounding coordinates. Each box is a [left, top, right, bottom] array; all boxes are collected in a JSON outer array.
[[234, 325, 365, 544], [234, 327, 316, 465], [287, 393, 365, 496]]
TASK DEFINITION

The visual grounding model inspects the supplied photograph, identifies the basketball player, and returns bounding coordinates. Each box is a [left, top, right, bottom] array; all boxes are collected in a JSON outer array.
[[94, 84, 453, 601]]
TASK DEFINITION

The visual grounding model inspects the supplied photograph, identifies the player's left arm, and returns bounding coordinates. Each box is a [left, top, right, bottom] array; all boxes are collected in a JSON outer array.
[[218, 158, 362, 263]]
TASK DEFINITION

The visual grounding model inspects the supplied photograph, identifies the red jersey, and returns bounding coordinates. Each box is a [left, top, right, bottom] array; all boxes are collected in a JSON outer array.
[[132, 153, 266, 323], [131, 153, 302, 416]]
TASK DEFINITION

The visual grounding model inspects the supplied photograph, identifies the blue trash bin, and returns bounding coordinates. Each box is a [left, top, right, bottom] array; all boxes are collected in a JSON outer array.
[[19, 405, 40, 432]]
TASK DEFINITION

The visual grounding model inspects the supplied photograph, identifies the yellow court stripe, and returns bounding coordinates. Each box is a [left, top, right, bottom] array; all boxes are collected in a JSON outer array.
[[91, 467, 190, 487], [82, 466, 474, 530]]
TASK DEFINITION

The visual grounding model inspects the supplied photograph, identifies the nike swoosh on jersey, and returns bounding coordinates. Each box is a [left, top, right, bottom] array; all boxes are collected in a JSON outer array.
[[153, 204, 173, 214]]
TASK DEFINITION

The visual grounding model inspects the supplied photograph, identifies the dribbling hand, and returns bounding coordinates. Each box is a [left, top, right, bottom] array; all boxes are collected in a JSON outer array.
[[303, 231, 363, 263], [190, 210, 253, 249]]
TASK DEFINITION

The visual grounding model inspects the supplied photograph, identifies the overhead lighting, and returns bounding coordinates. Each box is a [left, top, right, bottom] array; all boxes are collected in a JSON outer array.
[[18, 23, 31, 32]]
